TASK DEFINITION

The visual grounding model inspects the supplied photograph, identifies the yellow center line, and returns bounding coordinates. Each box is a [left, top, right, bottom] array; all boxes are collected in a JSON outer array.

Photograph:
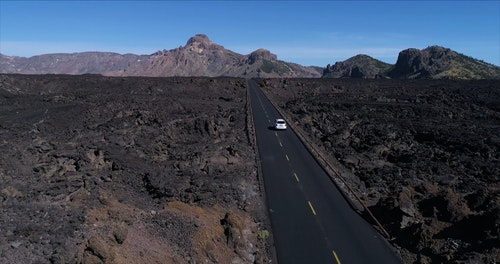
[[279, 141, 283, 147], [285, 154, 289, 161], [333, 250, 341, 264], [294, 172, 300, 182], [308, 201, 317, 215]]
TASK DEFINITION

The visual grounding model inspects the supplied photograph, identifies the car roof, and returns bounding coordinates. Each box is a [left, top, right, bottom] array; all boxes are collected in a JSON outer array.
[[276, 118, 285, 122]]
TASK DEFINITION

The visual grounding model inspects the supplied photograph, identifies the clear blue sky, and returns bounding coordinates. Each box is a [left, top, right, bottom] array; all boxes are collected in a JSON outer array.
[[1, 1, 499, 66]]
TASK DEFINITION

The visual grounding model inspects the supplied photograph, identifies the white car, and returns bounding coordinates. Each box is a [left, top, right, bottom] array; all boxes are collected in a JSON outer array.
[[274, 118, 287, 130]]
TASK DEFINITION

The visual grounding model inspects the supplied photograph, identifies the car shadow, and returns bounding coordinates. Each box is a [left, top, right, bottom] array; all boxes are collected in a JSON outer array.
[[268, 126, 286, 131]]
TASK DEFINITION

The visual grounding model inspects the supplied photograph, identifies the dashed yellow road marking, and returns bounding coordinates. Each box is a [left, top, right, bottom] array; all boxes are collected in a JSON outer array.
[[285, 154, 289, 161], [294, 172, 300, 182], [333, 250, 341, 264], [308, 201, 317, 215], [279, 141, 283, 147]]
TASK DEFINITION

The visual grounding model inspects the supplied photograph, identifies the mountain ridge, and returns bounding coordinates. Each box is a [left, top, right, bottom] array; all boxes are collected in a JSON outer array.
[[0, 34, 322, 78], [323, 46, 500, 79], [1, 34, 499, 79]]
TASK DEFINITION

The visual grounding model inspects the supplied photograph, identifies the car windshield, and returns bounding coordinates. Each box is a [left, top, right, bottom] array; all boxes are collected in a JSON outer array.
[[277, 120, 285, 124]]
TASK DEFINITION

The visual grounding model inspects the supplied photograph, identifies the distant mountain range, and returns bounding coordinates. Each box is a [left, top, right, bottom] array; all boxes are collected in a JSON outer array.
[[0, 34, 321, 78], [1, 34, 499, 79]]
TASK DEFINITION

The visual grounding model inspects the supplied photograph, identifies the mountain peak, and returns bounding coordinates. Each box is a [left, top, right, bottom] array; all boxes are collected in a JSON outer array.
[[186, 34, 212, 46], [248, 49, 277, 64], [424, 45, 450, 52], [183, 34, 222, 54], [323, 54, 391, 78]]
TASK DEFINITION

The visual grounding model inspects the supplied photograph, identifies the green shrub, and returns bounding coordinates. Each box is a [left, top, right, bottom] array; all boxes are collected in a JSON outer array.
[[258, 230, 270, 240]]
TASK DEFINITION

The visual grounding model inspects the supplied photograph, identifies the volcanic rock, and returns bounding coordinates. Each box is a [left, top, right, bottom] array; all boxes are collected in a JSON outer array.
[[259, 77, 500, 263], [0, 74, 271, 263]]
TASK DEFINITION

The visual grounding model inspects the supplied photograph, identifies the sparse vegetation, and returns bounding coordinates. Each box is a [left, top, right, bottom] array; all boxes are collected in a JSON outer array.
[[260, 60, 291, 74], [258, 230, 270, 241]]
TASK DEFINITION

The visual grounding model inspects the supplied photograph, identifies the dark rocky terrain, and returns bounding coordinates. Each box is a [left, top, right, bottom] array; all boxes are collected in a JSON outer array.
[[1, 73, 499, 264], [0, 34, 321, 78], [258, 78, 499, 263], [323, 46, 500, 79], [0, 74, 271, 263]]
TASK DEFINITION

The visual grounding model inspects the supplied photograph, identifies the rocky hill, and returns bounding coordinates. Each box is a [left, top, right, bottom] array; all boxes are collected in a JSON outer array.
[[323, 54, 392, 78], [388, 46, 500, 79], [323, 46, 500, 79], [0, 34, 321, 78]]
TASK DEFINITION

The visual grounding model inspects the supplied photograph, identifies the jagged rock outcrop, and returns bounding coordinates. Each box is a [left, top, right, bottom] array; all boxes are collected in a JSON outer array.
[[386, 46, 500, 79], [388, 46, 456, 79]]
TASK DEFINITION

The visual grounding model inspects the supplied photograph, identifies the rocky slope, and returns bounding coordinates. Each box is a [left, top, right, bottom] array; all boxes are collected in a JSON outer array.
[[258, 78, 499, 263], [323, 46, 500, 79], [388, 46, 500, 79], [0, 74, 271, 263], [0, 34, 321, 78]]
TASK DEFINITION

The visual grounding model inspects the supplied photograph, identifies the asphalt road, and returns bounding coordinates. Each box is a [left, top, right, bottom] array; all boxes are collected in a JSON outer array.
[[248, 80, 402, 264]]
